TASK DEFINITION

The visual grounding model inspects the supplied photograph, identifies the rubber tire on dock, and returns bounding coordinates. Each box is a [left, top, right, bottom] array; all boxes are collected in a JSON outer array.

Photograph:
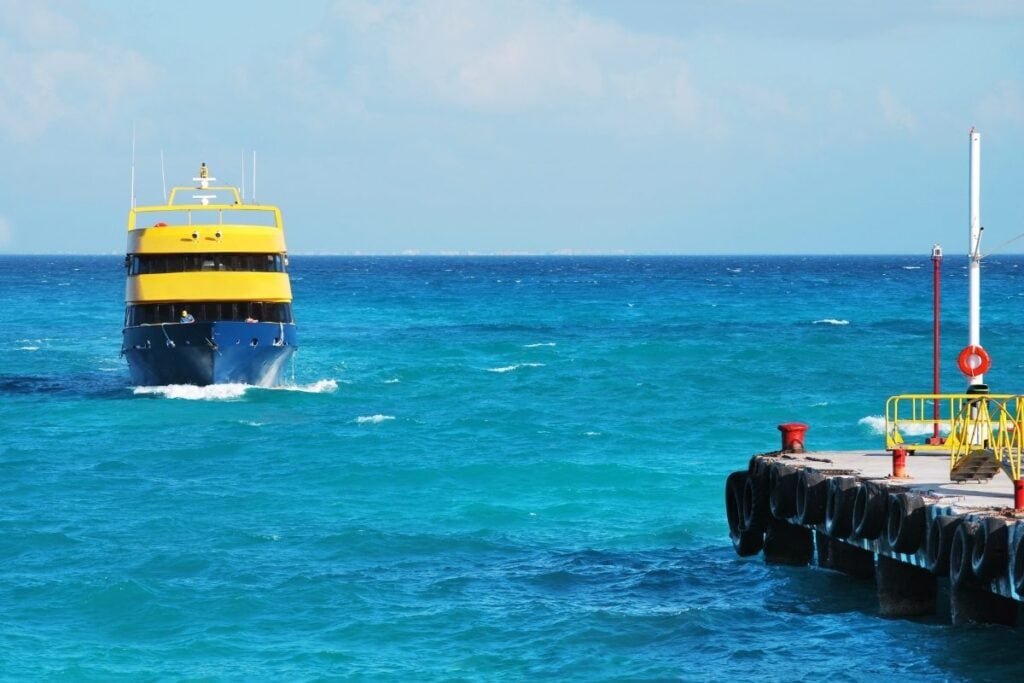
[[1013, 525, 1024, 596], [925, 515, 962, 576], [886, 492, 926, 554], [852, 481, 887, 541], [971, 517, 1009, 583], [748, 456, 771, 486], [742, 471, 772, 534], [950, 521, 979, 589], [726, 471, 764, 557], [795, 468, 827, 525], [825, 477, 857, 538], [768, 461, 798, 520]]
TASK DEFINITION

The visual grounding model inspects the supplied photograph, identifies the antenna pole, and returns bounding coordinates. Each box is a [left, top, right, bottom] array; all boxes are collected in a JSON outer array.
[[160, 149, 167, 203], [130, 124, 136, 209], [241, 149, 246, 202], [252, 150, 257, 203]]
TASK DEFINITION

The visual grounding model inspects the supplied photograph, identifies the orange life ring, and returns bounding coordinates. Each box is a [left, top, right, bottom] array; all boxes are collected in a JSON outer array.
[[154, 221, 167, 227], [957, 344, 991, 377]]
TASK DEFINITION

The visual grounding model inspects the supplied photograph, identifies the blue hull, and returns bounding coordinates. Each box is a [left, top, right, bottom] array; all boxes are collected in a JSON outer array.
[[122, 321, 297, 386]]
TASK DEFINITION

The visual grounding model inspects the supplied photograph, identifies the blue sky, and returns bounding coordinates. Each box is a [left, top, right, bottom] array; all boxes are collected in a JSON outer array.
[[0, 0, 1021, 254]]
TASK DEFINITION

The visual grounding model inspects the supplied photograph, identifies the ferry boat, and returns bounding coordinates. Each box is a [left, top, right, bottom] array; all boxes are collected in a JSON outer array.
[[121, 163, 298, 386]]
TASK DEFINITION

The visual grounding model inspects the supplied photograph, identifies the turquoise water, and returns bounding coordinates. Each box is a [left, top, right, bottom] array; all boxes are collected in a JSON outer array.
[[3, 255, 1024, 680]]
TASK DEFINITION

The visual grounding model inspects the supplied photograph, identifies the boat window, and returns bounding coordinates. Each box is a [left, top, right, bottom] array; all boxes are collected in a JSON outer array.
[[126, 302, 294, 326], [130, 253, 287, 274]]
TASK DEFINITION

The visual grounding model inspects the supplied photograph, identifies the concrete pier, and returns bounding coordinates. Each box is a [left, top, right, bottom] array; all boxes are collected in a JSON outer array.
[[730, 449, 1024, 626]]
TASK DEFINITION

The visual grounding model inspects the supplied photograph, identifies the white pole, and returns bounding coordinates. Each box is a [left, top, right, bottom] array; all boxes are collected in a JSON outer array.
[[240, 149, 246, 202], [968, 128, 983, 386], [252, 150, 257, 203], [130, 124, 136, 209], [160, 149, 167, 203]]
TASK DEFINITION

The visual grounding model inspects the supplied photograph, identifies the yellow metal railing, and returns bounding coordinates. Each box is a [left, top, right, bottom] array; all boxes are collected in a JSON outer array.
[[885, 393, 1024, 480]]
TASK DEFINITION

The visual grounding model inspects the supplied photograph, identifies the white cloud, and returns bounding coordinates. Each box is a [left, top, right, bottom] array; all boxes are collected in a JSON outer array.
[[879, 87, 917, 132], [0, 1, 154, 140], [327, 0, 714, 133]]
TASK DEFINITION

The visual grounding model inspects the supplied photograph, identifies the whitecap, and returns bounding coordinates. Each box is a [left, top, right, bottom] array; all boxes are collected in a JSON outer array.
[[274, 379, 338, 393], [384, 378, 401, 384], [356, 414, 394, 424], [813, 319, 849, 326], [523, 343, 556, 348], [903, 266, 922, 270], [488, 363, 545, 373], [17, 346, 39, 352], [134, 384, 249, 400], [727, 268, 742, 273]]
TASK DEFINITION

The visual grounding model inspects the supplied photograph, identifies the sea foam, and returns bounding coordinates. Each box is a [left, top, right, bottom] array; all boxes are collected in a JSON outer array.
[[813, 319, 849, 326], [859, 415, 951, 436], [356, 414, 395, 424], [488, 363, 545, 373]]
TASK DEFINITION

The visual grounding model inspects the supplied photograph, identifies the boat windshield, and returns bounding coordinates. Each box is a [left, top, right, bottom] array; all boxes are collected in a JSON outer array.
[[131, 207, 279, 229]]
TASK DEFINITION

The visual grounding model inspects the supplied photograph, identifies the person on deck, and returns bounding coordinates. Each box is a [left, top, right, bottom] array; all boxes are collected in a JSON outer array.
[[180, 310, 195, 323]]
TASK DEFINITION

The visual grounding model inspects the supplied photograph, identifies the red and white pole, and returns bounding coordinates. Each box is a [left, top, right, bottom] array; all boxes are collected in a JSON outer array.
[[928, 244, 943, 445]]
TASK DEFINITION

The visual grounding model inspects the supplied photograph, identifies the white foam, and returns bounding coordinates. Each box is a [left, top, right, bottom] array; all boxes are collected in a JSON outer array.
[[488, 363, 545, 373], [523, 343, 556, 348], [859, 415, 951, 436], [17, 346, 39, 351], [384, 378, 401, 384], [134, 384, 249, 400], [356, 414, 395, 424], [903, 266, 922, 270], [813, 319, 849, 326], [274, 379, 338, 393]]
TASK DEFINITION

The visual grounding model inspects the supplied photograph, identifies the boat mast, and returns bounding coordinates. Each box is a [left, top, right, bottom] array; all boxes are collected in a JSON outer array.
[[968, 128, 983, 387], [160, 149, 167, 203]]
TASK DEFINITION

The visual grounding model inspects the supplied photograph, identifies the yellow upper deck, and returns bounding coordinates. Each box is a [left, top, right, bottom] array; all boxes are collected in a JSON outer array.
[[124, 165, 293, 304], [127, 171, 287, 255]]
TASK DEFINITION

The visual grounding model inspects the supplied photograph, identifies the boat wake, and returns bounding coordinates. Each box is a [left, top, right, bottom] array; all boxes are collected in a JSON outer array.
[[133, 379, 338, 400]]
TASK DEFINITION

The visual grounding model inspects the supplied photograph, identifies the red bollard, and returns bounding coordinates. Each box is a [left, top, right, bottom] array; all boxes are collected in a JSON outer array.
[[777, 422, 808, 453], [892, 448, 908, 479], [1015, 479, 1024, 512]]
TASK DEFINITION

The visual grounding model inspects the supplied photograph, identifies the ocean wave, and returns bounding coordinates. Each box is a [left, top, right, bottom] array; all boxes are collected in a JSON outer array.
[[813, 319, 849, 326], [384, 378, 401, 384], [488, 363, 545, 373], [17, 346, 39, 352], [902, 266, 922, 270], [523, 343, 556, 348], [356, 414, 395, 424], [859, 415, 951, 436], [134, 384, 250, 400]]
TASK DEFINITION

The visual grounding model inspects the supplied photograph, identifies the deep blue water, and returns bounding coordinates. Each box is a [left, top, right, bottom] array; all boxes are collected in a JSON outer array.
[[3, 254, 1024, 680]]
